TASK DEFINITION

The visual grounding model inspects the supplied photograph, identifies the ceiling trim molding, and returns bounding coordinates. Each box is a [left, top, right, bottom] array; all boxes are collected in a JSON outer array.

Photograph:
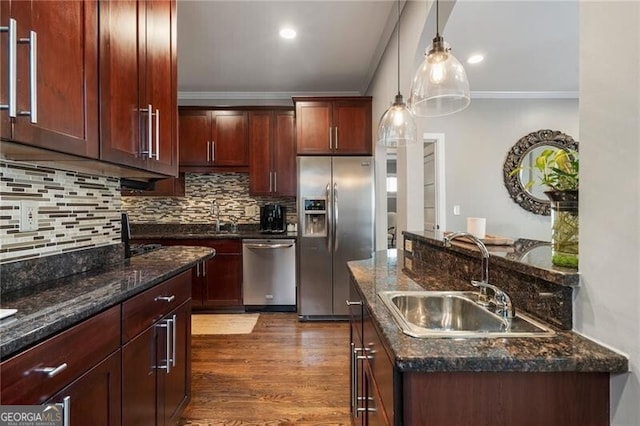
[[179, 91, 362, 101], [470, 91, 579, 99]]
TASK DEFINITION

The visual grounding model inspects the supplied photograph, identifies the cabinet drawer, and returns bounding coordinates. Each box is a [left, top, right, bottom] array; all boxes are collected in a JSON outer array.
[[0, 305, 121, 405], [122, 271, 191, 343]]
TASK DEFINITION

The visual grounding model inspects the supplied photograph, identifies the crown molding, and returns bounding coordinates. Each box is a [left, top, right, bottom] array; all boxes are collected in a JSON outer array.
[[178, 91, 362, 101], [470, 91, 579, 99]]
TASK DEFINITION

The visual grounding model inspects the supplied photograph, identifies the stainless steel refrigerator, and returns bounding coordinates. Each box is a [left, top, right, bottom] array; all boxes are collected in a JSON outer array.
[[297, 156, 374, 319]]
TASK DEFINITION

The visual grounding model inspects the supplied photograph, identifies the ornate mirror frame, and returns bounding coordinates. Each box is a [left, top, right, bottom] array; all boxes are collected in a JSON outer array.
[[503, 129, 579, 216]]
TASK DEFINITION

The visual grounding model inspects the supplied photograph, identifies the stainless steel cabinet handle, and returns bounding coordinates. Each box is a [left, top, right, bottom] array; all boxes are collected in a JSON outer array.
[[350, 342, 356, 415], [154, 108, 160, 160], [0, 18, 17, 117], [171, 314, 177, 368], [245, 243, 294, 249], [196, 262, 200, 277], [202, 260, 206, 277], [36, 363, 68, 377], [269, 171, 273, 192], [329, 126, 333, 150], [147, 104, 153, 158], [207, 141, 211, 162], [211, 140, 215, 162], [63, 396, 70, 426], [155, 295, 175, 303], [18, 29, 37, 123], [335, 126, 339, 150], [273, 171, 277, 193], [346, 300, 362, 306]]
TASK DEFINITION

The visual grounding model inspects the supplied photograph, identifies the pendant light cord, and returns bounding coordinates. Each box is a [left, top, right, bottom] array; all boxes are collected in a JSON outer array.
[[436, 0, 440, 36], [396, 0, 401, 95]]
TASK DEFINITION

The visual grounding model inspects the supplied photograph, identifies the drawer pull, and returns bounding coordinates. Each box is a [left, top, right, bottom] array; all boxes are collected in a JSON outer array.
[[346, 300, 362, 306], [36, 362, 68, 378], [155, 295, 175, 303]]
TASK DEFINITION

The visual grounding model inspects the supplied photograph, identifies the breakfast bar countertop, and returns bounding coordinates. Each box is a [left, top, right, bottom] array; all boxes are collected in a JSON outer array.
[[0, 246, 215, 359], [347, 249, 628, 374]]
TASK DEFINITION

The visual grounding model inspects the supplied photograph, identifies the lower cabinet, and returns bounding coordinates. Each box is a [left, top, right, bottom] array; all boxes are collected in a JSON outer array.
[[0, 270, 193, 426], [47, 350, 122, 426], [349, 279, 612, 426]]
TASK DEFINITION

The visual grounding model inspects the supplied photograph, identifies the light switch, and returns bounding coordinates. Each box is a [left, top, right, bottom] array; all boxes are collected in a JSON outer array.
[[453, 205, 461, 216]]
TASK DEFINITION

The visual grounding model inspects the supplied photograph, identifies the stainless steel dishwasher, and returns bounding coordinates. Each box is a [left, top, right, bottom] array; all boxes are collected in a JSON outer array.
[[242, 239, 296, 312]]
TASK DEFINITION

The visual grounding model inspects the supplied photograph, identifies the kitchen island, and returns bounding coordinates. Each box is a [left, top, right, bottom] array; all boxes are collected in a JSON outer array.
[[0, 245, 214, 426], [347, 248, 627, 425]]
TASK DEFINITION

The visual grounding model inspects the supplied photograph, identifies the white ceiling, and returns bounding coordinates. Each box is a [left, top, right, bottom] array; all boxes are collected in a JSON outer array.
[[177, 1, 579, 100]]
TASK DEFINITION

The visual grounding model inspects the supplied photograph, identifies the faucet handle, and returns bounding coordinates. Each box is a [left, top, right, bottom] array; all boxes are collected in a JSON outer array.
[[471, 280, 515, 319]]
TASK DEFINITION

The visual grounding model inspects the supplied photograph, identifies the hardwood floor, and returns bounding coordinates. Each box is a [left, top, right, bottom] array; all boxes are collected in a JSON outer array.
[[180, 313, 351, 425]]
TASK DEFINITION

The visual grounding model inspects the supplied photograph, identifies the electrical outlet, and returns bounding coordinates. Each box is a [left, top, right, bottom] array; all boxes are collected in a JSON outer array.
[[19, 201, 39, 232]]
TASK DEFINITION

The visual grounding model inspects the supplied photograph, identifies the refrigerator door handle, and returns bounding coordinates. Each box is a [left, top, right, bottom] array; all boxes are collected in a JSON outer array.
[[326, 182, 332, 252], [333, 182, 339, 252]]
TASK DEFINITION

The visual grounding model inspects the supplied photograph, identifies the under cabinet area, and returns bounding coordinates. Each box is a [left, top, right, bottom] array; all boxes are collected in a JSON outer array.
[[0, 0, 99, 157], [293, 97, 372, 155]]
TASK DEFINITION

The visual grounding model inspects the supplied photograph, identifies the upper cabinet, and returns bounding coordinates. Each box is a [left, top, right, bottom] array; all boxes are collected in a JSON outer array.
[[99, 0, 178, 176], [248, 110, 296, 197], [293, 96, 372, 156], [179, 108, 249, 171], [0, 0, 99, 158]]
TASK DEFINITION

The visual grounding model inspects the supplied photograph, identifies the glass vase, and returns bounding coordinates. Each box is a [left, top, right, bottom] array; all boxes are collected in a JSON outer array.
[[545, 190, 579, 268]]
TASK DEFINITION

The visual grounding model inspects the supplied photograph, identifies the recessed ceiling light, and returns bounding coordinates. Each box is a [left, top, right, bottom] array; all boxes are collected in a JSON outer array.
[[279, 28, 296, 40], [467, 54, 484, 65]]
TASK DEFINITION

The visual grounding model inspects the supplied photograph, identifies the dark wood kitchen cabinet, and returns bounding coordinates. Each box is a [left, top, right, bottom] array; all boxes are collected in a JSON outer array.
[[0, 305, 121, 424], [294, 97, 372, 155], [248, 109, 296, 196], [179, 108, 249, 171], [122, 270, 192, 426], [99, 0, 178, 176], [0, 0, 99, 157], [349, 280, 612, 426], [121, 174, 186, 197]]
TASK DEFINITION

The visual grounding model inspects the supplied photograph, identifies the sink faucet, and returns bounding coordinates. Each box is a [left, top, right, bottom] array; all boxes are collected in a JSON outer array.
[[443, 231, 490, 284], [443, 232, 515, 319], [211, 200, 221, 232]]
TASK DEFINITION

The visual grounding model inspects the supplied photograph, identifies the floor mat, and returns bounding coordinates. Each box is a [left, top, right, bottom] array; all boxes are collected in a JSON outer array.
[[191, 313, 259, 335]]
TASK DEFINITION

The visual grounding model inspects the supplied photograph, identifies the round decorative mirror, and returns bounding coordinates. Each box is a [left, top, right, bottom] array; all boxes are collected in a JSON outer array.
[[503, 129, 579, 215]]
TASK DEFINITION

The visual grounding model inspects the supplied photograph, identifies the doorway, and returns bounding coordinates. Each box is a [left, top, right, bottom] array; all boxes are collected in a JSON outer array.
[[423, 133, 446, 232]]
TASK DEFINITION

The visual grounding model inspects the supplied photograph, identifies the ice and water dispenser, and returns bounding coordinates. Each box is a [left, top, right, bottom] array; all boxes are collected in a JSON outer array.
[[302, 197, 327, 237]]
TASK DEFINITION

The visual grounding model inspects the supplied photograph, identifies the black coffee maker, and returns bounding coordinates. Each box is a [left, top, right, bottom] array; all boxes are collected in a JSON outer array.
[[260, 204, 286, 233]]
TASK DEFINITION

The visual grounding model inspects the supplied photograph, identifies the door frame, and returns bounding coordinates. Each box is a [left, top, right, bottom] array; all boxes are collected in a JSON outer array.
[[423, 133, 446, 232]]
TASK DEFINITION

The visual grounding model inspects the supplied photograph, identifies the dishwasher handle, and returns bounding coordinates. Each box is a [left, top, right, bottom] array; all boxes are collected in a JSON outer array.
[[244, 243, 294, 249]]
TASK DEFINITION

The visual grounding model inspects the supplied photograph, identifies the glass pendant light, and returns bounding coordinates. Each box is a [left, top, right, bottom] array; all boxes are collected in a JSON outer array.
[[377, 0, 417, 148], [409, 0, 470, 117]]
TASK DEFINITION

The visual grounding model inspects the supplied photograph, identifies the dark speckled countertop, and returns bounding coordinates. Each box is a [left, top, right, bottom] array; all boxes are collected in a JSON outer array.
[[0, 246, 215, 359], [347, 249, 628, 373], [130, 223, 297, 241]]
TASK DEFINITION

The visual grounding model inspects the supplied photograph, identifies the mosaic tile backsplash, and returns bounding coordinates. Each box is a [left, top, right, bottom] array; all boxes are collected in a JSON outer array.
[[0, 161, 122, 264], [122, 173, 297, 225]]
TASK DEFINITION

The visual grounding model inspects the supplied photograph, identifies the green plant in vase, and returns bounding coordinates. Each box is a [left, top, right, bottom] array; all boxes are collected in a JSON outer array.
[[513, 148, 579, 268]]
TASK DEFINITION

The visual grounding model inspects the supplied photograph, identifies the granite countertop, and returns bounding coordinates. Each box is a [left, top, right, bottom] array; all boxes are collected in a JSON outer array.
[[347, 249, 628, 373], [130, 223, 297, 241], [403, 230, 579, 286], [0, 246, 215, 359]]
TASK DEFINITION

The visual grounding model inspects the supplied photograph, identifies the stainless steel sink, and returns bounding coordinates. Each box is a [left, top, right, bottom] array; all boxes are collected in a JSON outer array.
[[378, 291, 555, 338]]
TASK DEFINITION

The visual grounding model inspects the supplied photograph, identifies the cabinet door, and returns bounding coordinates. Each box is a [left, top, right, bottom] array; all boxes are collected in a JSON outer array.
[[99, 0, 146, 169], [364, 367, 389, 426], [248, 111, 273, 195], [333, 100, 372, 155], [162, 301, 191, 425], [203, 253, 243, 308], [122, 326, 157, 426], [212, 111, 248, 166], [295, 101, 332, 154], [0, 1, 10, 139], [142, 0, 177, 175], [48, 350, 122, 426], [7, 0, 99, 157], [273, 111, 296, 196], [179, 109, 211, 166]]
